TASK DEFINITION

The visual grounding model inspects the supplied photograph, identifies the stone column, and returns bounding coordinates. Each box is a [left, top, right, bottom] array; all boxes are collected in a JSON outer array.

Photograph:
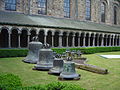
[[78, 35, 80, 47], [44, 31, 47, 44], [112, 36, 115, 46], [27, 32, 30, 48], [83, 34, 86, 47], [88, 36, 91, 47], [119, 36, 120, 46], [115, 36, 118, 46], [66, 33, 69, 47], [97, 35, 100, 47], [101, 35, 104, 47], [8, 32, 11, 48], [72, 33, 75, 47], [92, 35, 95, 47], [52, 32, 54, 47], [59, 33, 63, 47], [105, 36, 107, 46], [18, 34, 21, 48], [109, 36, 111, 46]]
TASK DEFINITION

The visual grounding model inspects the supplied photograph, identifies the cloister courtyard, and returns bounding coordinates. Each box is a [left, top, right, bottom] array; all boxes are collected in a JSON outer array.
[[0, 51, 120, 90]]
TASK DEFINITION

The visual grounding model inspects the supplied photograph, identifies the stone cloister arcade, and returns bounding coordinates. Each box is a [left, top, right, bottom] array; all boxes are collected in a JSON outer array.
[[0, 26, 120, 48]]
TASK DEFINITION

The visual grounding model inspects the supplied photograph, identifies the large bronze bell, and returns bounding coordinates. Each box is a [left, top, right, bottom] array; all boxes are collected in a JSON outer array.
[[48, 58, 63, 75], [23, 36, 43, 64], [59, 57, 80, 80], [33, 44, 54, 70]]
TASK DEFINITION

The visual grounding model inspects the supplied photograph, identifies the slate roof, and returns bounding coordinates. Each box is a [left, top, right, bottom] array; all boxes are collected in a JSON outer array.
[[0, 11, 120, 33]]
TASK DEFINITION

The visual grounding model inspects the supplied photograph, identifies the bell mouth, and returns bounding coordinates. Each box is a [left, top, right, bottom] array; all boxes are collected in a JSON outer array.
[[22, 59, 37, 64], [33, 64, 53, 71]]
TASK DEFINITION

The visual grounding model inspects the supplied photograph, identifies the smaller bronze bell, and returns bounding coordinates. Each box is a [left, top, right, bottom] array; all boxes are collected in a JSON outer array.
[[33, 44, 54, 70], [23, 36, 43, 64], [48, 58, 63, 75], [58, 57, 80, 80]]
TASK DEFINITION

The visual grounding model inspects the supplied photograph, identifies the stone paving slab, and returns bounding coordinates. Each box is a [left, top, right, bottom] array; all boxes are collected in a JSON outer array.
[[100, 55, 120, 58]]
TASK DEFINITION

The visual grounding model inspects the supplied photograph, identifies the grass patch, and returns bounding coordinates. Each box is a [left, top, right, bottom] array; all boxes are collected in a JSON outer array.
[[0, 51, 120, 90]]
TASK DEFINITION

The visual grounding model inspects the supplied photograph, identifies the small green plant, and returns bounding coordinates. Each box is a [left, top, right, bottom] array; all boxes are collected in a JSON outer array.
[[0, 73, 22, 90]]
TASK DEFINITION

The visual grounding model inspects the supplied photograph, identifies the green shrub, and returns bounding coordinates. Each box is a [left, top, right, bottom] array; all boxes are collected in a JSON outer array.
[[0, 49, 28, 57], [0, 46, 120, 57], [0, 73, 85, 90], [52, 46, 120, 54], [46, 82, 85, 90], [0, 73, 22, 90]]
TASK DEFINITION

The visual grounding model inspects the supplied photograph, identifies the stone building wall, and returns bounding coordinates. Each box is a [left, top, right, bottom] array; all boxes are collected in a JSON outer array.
[[0, 0, 119, 25]]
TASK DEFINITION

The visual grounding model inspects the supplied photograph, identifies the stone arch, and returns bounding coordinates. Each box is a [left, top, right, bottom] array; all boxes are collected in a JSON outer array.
[[90, 33, 94, 46], [85, 33, 89, 47], [75, 33, 79, 47], [103, 34, 107, 46], [99, 34, 103, 46], [111, 35, 114, 46], [80, 32, 85, 47], [95, 33, 99, 46], [62, 32, 67, 47], [54, 31, 59, 47], [0, 28, 9, 48], [107, 35, 110, 46], [114, 35, 117, 46], [30, 29, 36, 42], [20, 29, 28, 48], [68, 32, 73, 47], [38, 30, 44, 44], [11, 29, 18, 48], [117, 36, 119, 46], [46, 31, 52, 46]]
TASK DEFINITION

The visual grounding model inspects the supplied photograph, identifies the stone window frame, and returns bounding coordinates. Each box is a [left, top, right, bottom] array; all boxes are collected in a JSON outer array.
[[37, 0, 47, 15], [85, 0, 91, 20], [64, 0, 70, 18], [99, 0, 108, 23], [5, 0, 16, 11], [100, 2, 106, 22], [112, 3, 119, 25]]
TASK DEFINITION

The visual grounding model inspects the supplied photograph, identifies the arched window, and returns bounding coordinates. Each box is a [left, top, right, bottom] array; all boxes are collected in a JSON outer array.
[[114, 6, 117, 25], [64, 0, 70, 18], [5, 0, 16, 11], [38, 0, 47, 15], [101, 2, 106, 22], [86, 0, 91, 20]]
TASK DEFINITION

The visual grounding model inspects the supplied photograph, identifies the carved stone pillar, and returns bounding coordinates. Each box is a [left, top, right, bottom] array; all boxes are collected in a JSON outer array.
[[27, 32, 30, 48], [106, 36, 108, 46], [83, 34, 86, 47], [59, 33, 63, 47], [92, 35, 95, 47], [52, 32, 54, 47], [17, 30, 21, 48], [72, 33, 75, 47], [101, 36, 104, 46], [66, 33, 69, 47], [8, 32, 11, 48], [109, 36, 111, 46], [88, 36, 91, 47], [44, 31, 47, 44], [78, 35, 80, 47], [113, 36, 115, 46]]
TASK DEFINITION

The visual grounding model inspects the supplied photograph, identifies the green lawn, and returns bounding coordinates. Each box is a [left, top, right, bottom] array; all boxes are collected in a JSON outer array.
[[0, 51, 120, 90]]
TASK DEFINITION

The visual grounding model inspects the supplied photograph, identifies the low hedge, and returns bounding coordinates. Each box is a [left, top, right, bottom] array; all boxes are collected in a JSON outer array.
[[52, 46, 120, 54], [0, 49, 28, 58], [0, 46, 120, 57], [0, 73, 85, 90]]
